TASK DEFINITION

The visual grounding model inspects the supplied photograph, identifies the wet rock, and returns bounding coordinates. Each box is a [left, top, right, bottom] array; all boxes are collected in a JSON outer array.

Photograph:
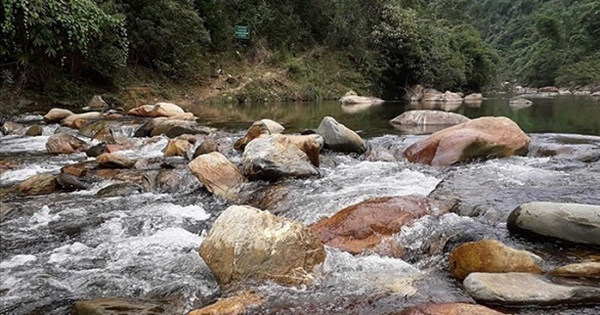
[[79, 120, 112, 137], [164, 138, 192, 157], [310, 195, 448, 256], [94, 169, 145, 183], [150, 119, 210, 138], [242, 134, 320, 181], [550, 262, 600, 278], [316, 116, 366, 154], [86, 143, 108, 158], [404, 117, 530, 166], [200, 205, 325, 288], [46, 133, 88, 154], [234, 119, 284, 151], [390, 110, 469, 127], [188, 152, 245, 199], [464, 272, 600, 306], [449, 239, 544, 279], [193, 139, 218, 158], [509, 98, 533, 108], [83, 95, 108, 111], [1, 121, 24, 135], [398, 303, 506, 315], [128, 102, 185, 118], [0, 160, 20, 176], [186, 291, 263, 315], [61, 163, 89, 177], [286, 134, 323, 166], [97, 182, 144, 197], [43, 108, 73, 123], [61, 112, 102, 129], [339, 90, 384, 105], [25, 125, 43, 136], [15, 174, 57, 196], [155, 169, 184, 193], [92, 127, 116, 144], [72, 297, 166, 315], [96, 153, 136, 169], [134, 118, 166, 137], [55, 173, 89, 191], [507, 202, 600, 245]]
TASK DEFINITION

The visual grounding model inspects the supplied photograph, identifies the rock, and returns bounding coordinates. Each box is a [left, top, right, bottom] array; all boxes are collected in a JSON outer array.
[[422, 91, 462, 102], [128, 102, 185, 118], [539, 86, 559, 93], [92, 126, 116, 144], [509, 97, 533, 108], [286, 134, 323, 167], [199, 205, 326, 288], [339, 90, 384, 105], [403, 116, 530, 166], [187, 291, 263, 315], [83, 95, 109, 111], [134, 118, 167, 137], [46, 133, 88, 154], [154, 169, 195, 193], [390, 110, 470, 127], [464, 272, 600, 306], [43, 108, 73, 123], [61, 112, 102, 129], [550, 262, 600, 278], [234, 119, 284, 151], [150, 119, 210, 138], [188, 152, 245, 199], [463, 93, 483, 102], [97, 183, 144, 197], [558, 88, 572, 95], [164, 138, 192, 157], [16, 174, 57, 196], [72, 297, 166, 315], [574, 90, 591, 96], [86, 143, 108, 158], [398, 303, 506, 315], [242, 134, 320, 180], [0, 160, 20, 176], [193, 139, 218, 158], [168, 112, 197, 121], [310, 195, 447, 256], [25, 125, 43, 136], [55, 173, 89, 191], [316, 116, 366, 154], [1, 121, 24, 135], [449, 239, 543, 279], [405, 85, 426, 101], [61, 163, 89, 177], [507, 202, 600, 245], [96, 153, 136, 169]]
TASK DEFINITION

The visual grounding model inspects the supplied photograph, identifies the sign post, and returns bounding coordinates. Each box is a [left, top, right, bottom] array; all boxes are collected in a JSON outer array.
[[235, 26, 250, 40]]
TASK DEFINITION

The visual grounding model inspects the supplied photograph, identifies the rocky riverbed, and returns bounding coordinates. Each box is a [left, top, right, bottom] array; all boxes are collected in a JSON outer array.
[[0, 102, 599, 315]]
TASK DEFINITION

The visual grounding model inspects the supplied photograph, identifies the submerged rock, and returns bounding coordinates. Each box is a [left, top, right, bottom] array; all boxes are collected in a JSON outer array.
[[464, 272, 600, 306], [96, 153, 136, 169], [199, 205, 325, 288], [404, 116, 530, 166], [188, 152, 245, 199], [310, 195, 448, 256], [316, 116, 366, 154], [46, 133, 88, 154], [550, 262, 600, 278], [15, 174, 57, 196], [128, 102, 185, 118], [398, 303, 506, 315], [72, 297, 166, 315], [43, 108, 73, 123], [507, 202, 600, 245], [187, 291, 263, 315], [389, 110, 469, 126], [449, 239, 544, 279], [339, 90, 384, 106], [242, 134, 320, 180]]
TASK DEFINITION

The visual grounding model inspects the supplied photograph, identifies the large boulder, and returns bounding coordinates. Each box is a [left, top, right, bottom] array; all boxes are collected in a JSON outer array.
[[72, 298, 166, 315], [44, 108, 73, 123], [61, 112, 102, 129], [464, 272, 600, 306], [15, 174, 57, 196], [128, 102, 185, 118], [339, 90, 384, 105], [242, 134, 320, 180], [46, 133, 88, 154], [199, 205, 326, 288], [398, 303, 506, 315], [234, 119, 284, 151], [310, 195, 447, 256], [389, 110, 469, 127], [550, 262, 600, 278], [96, 153, 136, 169], [188, 152, 245, 199], [507, 202, 600, 245], [422, 91, 462, 102], [449, 239, 543, 279], [463, 93, 483, 102], [403, 116, 530, 166], [150, 119, 210, 138], [316, 116, 366, 154], [186, 291, 263, 315]]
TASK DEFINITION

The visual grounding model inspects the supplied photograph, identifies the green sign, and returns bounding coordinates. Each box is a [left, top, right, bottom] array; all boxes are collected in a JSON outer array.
[[235, 26, 250, 40]]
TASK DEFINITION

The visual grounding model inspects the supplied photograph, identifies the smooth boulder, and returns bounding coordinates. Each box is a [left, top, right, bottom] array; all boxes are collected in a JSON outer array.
[[188, 152, 245, 199], [390, 110, 469, 126], [339, 90, 384, 105], [507, 202, 600, 245], [316, 116, 366, 154], [242, 134, 319, 180], [310, 195, 447, 256], [550, 262, 600, 278], [61, 112, 101, 129], [464, 272, 600, 306], [96, 153, 136, 169], [449, 239, 543, 279], [422, 91, 462, 102], [463, 93, 483, 102], [44, 108, 73, 123], [403, 116, 530, 166], [509, 98, 533, 108], [234, 119, 284, 151], [46, 133, 88, 154], [199, 205, 326, 288], [128, 102, 185, 118]]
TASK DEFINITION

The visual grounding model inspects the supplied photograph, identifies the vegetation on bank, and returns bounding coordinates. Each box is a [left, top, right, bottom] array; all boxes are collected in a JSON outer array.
[[0, 0, 598, 109]]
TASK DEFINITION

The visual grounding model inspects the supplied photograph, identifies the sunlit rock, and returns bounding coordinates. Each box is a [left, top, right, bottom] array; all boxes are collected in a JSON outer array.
[[186, 291, 263, 315], [61, 112, 102, 129], [234, 119, 284, 151], [128, 102, 185, 118], [339, 90, 384, 105], [43, 108, 73, 123], [96, 153, 136, 169], [399, 303, 506, 315], [46, 133, 88, 154], [550, 262, 600, 279], [390, 110, 469, 127], [316, 116, 366, 154], [15, 174, 57, 196], [404, 116, 530, 166], [199, 205, 326, 288], [83, 95, 109, 111], [164, 138, 192, 157], [539, 86, 559, 93], [188, 152, 245, 199], [449, 239, 543, 279]]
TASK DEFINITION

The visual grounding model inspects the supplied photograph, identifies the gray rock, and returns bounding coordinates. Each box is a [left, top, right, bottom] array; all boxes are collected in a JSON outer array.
[[134, 118, 166, 137], [464, 272, 600, 306], [193, 139, 218, 158], [316, 116, 366, 153], [508, 202, 600, 245], [86, 143, 107, 158], [150, 120, 210, 138], [97, 183, 144, 197], [56, 173, 89, 191], [390, 110, 469, 126], [72, 297, 166, 315]]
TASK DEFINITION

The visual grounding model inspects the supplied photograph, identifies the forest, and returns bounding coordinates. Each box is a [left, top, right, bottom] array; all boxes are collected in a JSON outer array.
[[1, 0, 599, 105]]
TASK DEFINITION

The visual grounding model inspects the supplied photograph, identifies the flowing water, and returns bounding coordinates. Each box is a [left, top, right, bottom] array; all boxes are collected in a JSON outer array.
[[0, 94, 599, 314]]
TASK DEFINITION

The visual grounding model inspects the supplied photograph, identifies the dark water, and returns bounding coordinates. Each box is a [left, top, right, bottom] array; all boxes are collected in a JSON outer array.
[[189, 94, 600, 137]]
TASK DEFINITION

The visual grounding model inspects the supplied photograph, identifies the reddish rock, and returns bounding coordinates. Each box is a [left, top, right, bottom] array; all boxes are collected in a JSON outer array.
[[0, 160, 20, 176], [187, 291, 263, 315], [188, 152, 245, 200], [15, 174, 57, 196], [398, 303, 507, 315], [96, 153, 136, 169], [46, 133, 88, 154], [550, 262, 600, 278], [61, 163, 88, 177], [309, 195, 447, 255], [403, 117, 530, 166]]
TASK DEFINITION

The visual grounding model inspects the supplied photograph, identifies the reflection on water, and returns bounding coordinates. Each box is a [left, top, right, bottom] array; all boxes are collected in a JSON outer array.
[[188, 95, 600, 137]]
